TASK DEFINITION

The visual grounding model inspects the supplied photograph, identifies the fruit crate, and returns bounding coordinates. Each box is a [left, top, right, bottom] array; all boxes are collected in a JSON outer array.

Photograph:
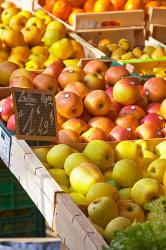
[[0, 160, 35, 211], [0, 207, 45, 237]]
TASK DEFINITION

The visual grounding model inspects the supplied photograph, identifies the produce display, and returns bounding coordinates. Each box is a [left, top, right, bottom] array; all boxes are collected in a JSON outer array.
[[0, 4, 85, 70], [1, 59, 166, 142], [42, 0, 166, 24], [33, 139, 166, 244]]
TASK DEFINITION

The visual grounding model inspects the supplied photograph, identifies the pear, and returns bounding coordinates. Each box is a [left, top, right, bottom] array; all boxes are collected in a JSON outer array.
[[47, 144, 73, 169], [83, 140, 114, 172], [111, 47, 127, 58], [88, 196, 119, 228], [107, 43, 119, 53], [140, 54, 151, 60], [151, 47, 166, 58], [46, 20, 67, 37], [49, 169, 70, 188]]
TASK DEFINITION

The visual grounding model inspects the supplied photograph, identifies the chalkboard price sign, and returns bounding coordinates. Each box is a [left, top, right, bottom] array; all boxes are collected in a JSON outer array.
[[12, 87, 57, 141]]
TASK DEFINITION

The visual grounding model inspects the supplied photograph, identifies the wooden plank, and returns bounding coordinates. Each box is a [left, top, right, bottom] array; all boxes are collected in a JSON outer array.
[[149, 24, 166, 43], [149, 7, 166, 25], [73, 10, 144, 30], [0, 88, 11, 99]]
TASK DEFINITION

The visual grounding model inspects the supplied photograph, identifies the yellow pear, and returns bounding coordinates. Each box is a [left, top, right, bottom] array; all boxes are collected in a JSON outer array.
[[71, 40, 85, 59], [49, 169, 70, 187], [143, 45, 155, 56], [49, 38, 74, 60], [147, 159, 166, 183], [32, 147, 49, 163], [60, 185, 69, 193]]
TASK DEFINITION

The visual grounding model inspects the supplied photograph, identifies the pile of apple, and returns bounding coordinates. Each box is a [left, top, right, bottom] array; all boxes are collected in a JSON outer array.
[[0, 3, 84, 70], [33, 139, 166, 243]]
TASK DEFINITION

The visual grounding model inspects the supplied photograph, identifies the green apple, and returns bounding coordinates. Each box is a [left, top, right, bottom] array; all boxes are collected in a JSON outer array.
[[88, 196, 119, 228], [155, 141, 166, 157], [112, 159, 142, 188], [104, 217, 131, 243], [147, 159, 166, 183], [49, 168, 70, 187], [131, 178, 164, 207], [69, 193, 87, 205], [70, 162, 104, 195], [86, 182, 119, 204], [83, 140, 114, 172], [33, 147, 49, 163], [64, 152, 90, 176], [115, 141, 143, 162], [47, 144, 73, 169], [118, 188, 132, 200]]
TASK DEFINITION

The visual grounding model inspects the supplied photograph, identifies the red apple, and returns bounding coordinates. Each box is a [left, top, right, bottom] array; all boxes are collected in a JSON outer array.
[[58, 69, 83, 89], [119, 105, 145, 121], [7, 114, 16, 132], [115, 114, 139, 131], [144, 77, 166, 102], [56, 91, 83, 119], [136, 85, 149, 108], [105, 66, 129, 86], [62, 118, 88, 135], [0, 97, 13, 122], [146, 102, 161, 114], [63, 65, 85, 79], [10, 68, 36, 82], [106, 87, 122, 112], [64, 82, 89, 100], [84, 72, 106, 90], [140, 113, 165, 130], [113, 78, 140, 105], [33, 73, 58, 93], [88, 116, 114, 135], [58, 129, 80, 144], [160, 99, 166, 119], [108, 126, 136, 141], [84, 90, 111, 116], [80, 127, 108, 142], [136, 122, 162, 139], [9, 76, 33, 88], [83, 59, 108, 75], [44, 60, 65, 78], [79, 108, 92, 122]]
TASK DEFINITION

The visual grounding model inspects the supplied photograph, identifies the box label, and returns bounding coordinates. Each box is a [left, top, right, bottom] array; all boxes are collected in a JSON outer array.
[[0, 121, 12, 167]]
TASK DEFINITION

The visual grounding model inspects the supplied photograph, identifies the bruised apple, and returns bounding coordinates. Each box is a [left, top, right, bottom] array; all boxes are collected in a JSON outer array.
[[33, 73, 58, 93], [108, 126, 136, 141], [88, 116, 114, 135], [56, 91, 83, 119], [80, 127, 108, 142], [64, 81, 89, 99], [62, 118, 88, 135], [119, 105, 145, 120], [144, 77, 166, 102], [58, 69, 83, 89], [105, 66, 129, 86], [83, 59, 108, 75], [136, 122, 162, 139], [84, 90, 111, 116]]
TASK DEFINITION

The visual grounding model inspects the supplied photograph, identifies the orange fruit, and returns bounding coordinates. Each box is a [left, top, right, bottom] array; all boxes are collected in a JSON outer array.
[[68, 0, 86, 7], [84, 0, 96, 12], [68, 8, 84, 26], [93, 0, 113, 12], [44, 0, 55, 11], [124, 0, 142, 10], [52, 0, 72, 21], [111, 0, 126, 10], [145, 1, 160, 14]]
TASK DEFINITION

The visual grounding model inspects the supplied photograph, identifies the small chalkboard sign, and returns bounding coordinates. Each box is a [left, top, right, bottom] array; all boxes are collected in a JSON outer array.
[[12, 87, 57, 141]]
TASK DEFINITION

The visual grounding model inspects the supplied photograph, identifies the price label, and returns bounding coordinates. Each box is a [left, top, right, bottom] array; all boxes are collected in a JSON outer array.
[[0, 121, 12, 167]]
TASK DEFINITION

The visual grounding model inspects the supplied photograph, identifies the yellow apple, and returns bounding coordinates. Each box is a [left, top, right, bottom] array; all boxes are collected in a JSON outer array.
[[118, 200, 144, 222], [83, 140, 114, 172], [47, 144, 73, 169], [1, 7, 20, 24], [42, 29, 65, 47], [69, 192, 87, 205], [147, 159, 166, 183], [86, 182, 119, 204], [0, 23, 7, 37], [0, 50, 9, 62], [103, 169, 112, 181], [70, 162, 104, 195], [42, 162, 51, 170], [46, 20, 67, 37], [2, 27, 25, 47], [25, 60, 41, 70], [140, 149, 158, 169], [60, 185, 69, 193], [49, 38, 74, 60], [131, 178, 164, 207], [112, 159, 142, 188], [93, 224, 105, 237], [115, 141, 143, 163], [135, 139, 154, 152], [118, 188, 132, 200], [155, 141, 166, 158], [26, 16, 46, 34], [22, 26, 42, 46], [9, 14, 27, 31], [104, 217, 131, 243], [64, 152, 89, 176], [11, 46, 30, 61], [32, 147, 49, 163], [88, 196, 119, 228], [18, 10, 32, 19], [49, 168, 70, 187]]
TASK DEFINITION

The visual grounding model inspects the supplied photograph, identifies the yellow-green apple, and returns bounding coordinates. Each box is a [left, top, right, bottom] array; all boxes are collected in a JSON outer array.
[[43, 60, 65, 79], [0, 97, 13, 122], [108, 126, 136, 141], [9, 14, 27, 31], [147, 159, 166, 183], [93, 224, 105, 237], [84, 72, 106, 90], [105, 66, 129, 86], [49, 168, 70, 187], [118, 200, 144, 222], [69, 193, 87, 205], [58, 69, 83, 89], [146, 102, 161, 114], [83, 140, 114, 172], [84, 90, 111, 116], [26, 16, 45, 33], [118, 188, 132, 200], [155, 140, 166, 157], [80, 127, 108, 142], [103, 169, 112, 181], [42, 29, 65, 47], [83, 59, 108, 75], [1, 7, 20, 24], [47, 144, 73, 168], [64, 152, 89, 176], [70, 162, 104, 195], [140, 149, 158, 170], [32, 147, 49, 163], [113, 78, 140, 105], [58, 129, 80, 144], [64, 82, 89, 100], [115, 141, 143, 162], [112, 159, 142, 187], [33, 73, 58, 93], [62, 118, 88, 135], [160, 99, 166, 119], [144, 77, 166, 102], [2, 28, 25, 47], [115, 114, 138, 131], [104, 216, 131, 243], [49, 38, 74, 60], [9, 76, 33, 88], [55, 91, 83, 119], [140, 113, 165, 130], [106, 179, 121, 190], [7, 114, 15, 132], [136, 122, 162, 139], [46, 20, 67, 37], [119, 105, 145, 121], [88, 196, 119, 228], [88, 116, 114, 135], [86, 182, 118, 204], [131, 178, 164, 207], [22, 26, 42, 46]]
